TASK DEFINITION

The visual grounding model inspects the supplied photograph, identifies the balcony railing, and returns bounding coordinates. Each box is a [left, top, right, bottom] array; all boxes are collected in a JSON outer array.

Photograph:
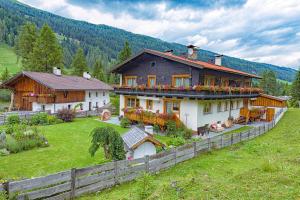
[[114, 85, 262, 99], [123, 108, 182, 128], [23, 94, 55, 104]]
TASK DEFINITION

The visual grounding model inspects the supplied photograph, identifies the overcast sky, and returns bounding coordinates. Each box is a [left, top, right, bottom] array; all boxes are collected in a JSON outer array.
[[19, 0, 300, 69]]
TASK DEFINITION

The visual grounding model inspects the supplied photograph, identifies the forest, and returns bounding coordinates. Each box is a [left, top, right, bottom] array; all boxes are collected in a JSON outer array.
[[0, 0, 297, 82]]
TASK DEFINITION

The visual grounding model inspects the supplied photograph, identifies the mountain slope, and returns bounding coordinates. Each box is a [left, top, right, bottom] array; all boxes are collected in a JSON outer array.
[[0, 0, 297, 81]]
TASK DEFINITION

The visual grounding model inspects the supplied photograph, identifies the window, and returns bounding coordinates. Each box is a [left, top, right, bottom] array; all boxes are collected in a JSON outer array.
[[103, 100, 106, 105], [96, 92, 98, 97], [236, 100, 240, 109], [96, 102, 98, 108], [68, 104, 71, 110], [172, 75, 190, 87], [165, 100, 180, 115], [125, 76, 137, 87], [150, 62, 156, 67], [125, 97, 139, 108], [148, 75, 156, 87], [41, 105, 46, 111], [146, 99, 153, 110], [221, 78, 229, 87], [103, 92, 105, 96], [203, 102, 212, 114], [217, 102, 222, 112], [224, 101, 228, 111], [64, 91, 68, 98], [204, 76, 215, 86], [230, 101, 234, 110], [88, 92, 91, 98]]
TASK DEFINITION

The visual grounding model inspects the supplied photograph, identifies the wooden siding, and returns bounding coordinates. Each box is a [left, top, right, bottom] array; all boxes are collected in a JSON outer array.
[[10, 76, 85, 110], [251, 96, 286, 108], [119, 53, 253, 87]]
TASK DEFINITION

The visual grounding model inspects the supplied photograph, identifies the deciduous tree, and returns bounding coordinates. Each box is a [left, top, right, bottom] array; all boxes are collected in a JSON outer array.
[[89, 126, 125, 160]]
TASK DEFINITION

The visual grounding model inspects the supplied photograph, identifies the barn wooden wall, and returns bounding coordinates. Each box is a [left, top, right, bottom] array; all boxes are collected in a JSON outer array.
[[10, 76, 85, 110], [251, 96, 286, 108]]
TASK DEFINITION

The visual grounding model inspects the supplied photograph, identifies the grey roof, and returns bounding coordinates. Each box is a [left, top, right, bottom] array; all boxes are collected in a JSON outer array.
[[122, 127, 149, 150], [2, 71, 113, 91]]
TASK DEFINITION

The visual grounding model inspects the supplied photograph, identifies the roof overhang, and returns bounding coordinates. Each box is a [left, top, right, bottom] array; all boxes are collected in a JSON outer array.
[[111, 49, 261, 79]]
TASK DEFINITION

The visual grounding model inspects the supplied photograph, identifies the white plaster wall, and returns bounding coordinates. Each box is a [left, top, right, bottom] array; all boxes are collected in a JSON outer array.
[[133, 142, 157, 159], [197, 99, 243, 127], [180, 99, 198, 131], [32, 90, 110, 113], [119, 95, 125, 116]]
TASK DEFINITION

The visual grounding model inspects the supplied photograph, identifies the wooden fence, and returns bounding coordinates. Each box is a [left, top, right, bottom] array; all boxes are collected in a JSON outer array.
[[0, 108, 286, 200]]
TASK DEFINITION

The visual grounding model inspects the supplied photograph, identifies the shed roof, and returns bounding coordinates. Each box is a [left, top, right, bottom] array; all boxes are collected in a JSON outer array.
[[112, 49, 261, 79], [122, 127, 164, 150], [1, 71, 113, 91], [259, 93, 287, 102]]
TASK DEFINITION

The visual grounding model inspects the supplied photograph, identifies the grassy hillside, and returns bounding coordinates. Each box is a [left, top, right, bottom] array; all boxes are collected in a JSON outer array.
[[81, 109, 300, 200], [0, 43, 21, 74]]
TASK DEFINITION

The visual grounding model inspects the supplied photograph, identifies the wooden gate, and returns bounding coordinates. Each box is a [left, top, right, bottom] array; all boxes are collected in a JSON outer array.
[[21, 97, 32, 111]]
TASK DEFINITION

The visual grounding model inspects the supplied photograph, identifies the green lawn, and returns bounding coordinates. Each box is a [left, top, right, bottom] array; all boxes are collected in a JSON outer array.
[[80, 109, 300, 200], [223, 125, 253, 135], [0, 44, 22, 74], [0, 117, 128, 180]]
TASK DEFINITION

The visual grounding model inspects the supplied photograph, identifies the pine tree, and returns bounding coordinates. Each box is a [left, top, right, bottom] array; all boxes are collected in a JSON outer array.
[[1, 67, 10, 82], [29, 24, 63, 72], [118, 41, 132, 63], [291, 70, 300, 107], [93, 60, 106, 81], [16, 22, 38, 70], [259, 70, 277, 95], [72, 48, 88, 76]]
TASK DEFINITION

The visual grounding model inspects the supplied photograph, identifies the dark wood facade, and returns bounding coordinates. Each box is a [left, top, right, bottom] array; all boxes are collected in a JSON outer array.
[[9, 76, 85, 110], [251, 95, 287, 108]]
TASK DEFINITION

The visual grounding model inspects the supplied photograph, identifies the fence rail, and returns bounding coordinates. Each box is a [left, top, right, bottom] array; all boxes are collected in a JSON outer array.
[[0, 108, 286, 199]]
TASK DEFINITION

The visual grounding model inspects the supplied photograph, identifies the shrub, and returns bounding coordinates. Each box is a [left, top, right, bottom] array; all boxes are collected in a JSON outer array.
[[153, 124, 160, 133], [30, 112, 48, 125], [183, 128, 193, 140], [166, 120, 177, 136], [120, 117, 131, 128], [137, 173, 154, 199], [6, 114, 20, 125], [47, 115, 63, 125], [57, 109, 75, 122], [167, 137, 185, 147]]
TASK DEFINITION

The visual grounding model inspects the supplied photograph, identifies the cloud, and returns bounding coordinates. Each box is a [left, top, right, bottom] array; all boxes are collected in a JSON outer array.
[[19, 0, 300, 68]]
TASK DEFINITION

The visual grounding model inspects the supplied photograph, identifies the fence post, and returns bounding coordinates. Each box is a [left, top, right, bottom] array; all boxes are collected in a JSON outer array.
[[70, 168, 76, 199], [3, 181, 9, 199], [239, 132, 242, 142], [220, 135, 223, 148], [207, 138, 211, 151], [193, 142, 197, 157], [231, 134, 233, 145], [145, 155, 150, 173], [248, 130, 250, 139], [174, 148, 177, 165], [114, 160, 118, 185]]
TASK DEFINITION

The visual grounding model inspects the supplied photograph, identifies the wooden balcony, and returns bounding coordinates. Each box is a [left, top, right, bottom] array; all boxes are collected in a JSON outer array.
[[115, 85, 262, 99], [23, 94, 55, 104], [124, 108, 182, 128]]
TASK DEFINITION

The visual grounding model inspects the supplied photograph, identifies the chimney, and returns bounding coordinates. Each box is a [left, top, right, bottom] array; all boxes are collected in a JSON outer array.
[[83, 71, 91, 80], [187, 45, 198, 60], [215, 55, 223, 66], [53, 67, 61, 76]]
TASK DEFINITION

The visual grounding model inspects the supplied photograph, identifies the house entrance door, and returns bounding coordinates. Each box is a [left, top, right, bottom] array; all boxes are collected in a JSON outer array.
[[89, 102, 92, 111], [22, 98, 32, 111]]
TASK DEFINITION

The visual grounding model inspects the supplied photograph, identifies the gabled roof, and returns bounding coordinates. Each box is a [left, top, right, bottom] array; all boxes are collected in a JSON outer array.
[[112, 49, 261, 79], [1, 71, 113, 91], [122, 127, 164, 150], [258, 93, 287, 102]]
